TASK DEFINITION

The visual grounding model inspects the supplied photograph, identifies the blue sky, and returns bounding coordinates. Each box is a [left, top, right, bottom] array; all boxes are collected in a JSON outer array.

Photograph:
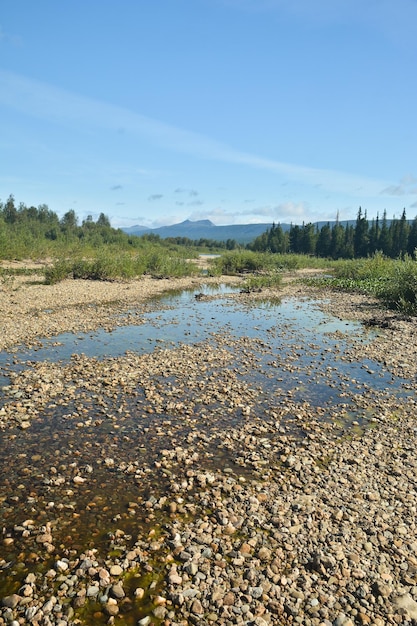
[[1, 0, 416, 228]]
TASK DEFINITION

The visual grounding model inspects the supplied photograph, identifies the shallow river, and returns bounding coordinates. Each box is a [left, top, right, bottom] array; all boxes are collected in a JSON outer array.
[[0, 285, 412, 619]]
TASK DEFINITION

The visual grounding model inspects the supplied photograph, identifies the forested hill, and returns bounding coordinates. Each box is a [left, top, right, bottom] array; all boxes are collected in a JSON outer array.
[[249, 209, 417, 259], [1, 193, 416, 261], [122, 219, 291, 245]]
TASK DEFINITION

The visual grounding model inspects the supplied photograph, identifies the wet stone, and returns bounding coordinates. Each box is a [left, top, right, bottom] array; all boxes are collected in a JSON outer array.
[[0, 273, 417, 625]]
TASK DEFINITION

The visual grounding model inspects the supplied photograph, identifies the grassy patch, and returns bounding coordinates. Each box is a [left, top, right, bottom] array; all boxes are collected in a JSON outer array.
[[304, 252, 417, 316]]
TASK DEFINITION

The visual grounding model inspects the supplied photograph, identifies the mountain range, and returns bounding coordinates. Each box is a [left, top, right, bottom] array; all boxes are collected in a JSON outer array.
[[122, 219, 291, 245]]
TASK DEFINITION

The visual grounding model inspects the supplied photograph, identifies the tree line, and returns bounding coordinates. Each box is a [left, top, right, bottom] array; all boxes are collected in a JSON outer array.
[[2, 194, 417, 261], [249, 208, 417, 259], [0, 194, 145, 258]]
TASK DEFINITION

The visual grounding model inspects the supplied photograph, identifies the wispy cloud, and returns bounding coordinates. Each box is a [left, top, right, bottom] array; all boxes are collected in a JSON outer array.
[[221, 0, 417, 43], [190, 200, 312, 225], [148, 194, 163, 201], [380, 175, 417, 197], [111, 184, 122, 190], [175, 188, 199, 197], [401, 174, 417, 185], [381, 185, 405, 196], [0, 70, 390, 199]]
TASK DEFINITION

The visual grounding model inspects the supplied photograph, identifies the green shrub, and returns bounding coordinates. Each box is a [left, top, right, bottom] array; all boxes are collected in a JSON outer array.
[[44, 260, 72, 284], [241, 272, 283, 292], [306, 252, 417, 316], [379, 255, 417, 315], [144, 250, 197, 278]]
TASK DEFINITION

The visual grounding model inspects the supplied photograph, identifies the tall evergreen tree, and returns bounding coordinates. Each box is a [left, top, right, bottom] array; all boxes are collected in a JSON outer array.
[[289, 224, 301, 253], [354, 207, 369, 257], [379, 210, 391, 256], [330, 215, 345, 259], [3, 194, 17, 224], [301, 223, 317, 255], [390, 208, 409, 258], [368, 215, 380, 255], [407, 216, 417, 256], [316, 223, 332, 257]]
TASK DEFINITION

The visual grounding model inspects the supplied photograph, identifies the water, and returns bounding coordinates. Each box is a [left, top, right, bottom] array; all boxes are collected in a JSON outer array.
[[0, 285, 412, 623], [0, 285, 405, 403]]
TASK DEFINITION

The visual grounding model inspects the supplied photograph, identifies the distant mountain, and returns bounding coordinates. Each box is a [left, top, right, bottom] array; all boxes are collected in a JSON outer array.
[[123, 224, 151, 236], [122, 217, 410, 245], [122, 219, 290, 244]]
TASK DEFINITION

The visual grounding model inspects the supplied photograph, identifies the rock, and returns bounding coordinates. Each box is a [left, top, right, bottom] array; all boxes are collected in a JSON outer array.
[[111, 583, 125, 599], [169, 572, 183, 585], [110, 564, 123, 576], [56, 559, 69, 572], [393, 593, 417, 619], [134, 587, 145, 599], [87, 585, 100, 597], [1, 594, 22, 609], [258, 546, 272, 561], [153, 604, 167, 619], [3, 537, 14, 546], [20, 584, 33, 597], [191, 598, 204, 614], [104, 599, 119, 616]]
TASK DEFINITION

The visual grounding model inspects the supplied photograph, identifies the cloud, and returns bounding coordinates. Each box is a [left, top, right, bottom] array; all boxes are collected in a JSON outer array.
[[410, 201, 417, 209], [380, 176, 417, 197], [222, 0, 417, 42], [111, 184, 122, 190], [188, 200, 203, 207], [401, 174, 417, 185], [148, 194, 163, 201], [189, 201, 310, 225], [380, 185, 405, 196], [0, 70, 390, 200], [175, 188, 199, 196]]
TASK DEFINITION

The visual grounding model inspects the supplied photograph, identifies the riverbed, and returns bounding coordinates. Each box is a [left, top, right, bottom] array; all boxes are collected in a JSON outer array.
[[1, 271, 417, 625]]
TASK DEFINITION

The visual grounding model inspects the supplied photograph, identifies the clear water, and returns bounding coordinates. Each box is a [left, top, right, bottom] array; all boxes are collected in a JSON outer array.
[[0, 286, 403, 401], [0, 285, 411, 623]]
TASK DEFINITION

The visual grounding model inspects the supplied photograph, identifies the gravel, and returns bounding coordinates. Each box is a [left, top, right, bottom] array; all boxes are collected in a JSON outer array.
[[1, 267, 417, 625]]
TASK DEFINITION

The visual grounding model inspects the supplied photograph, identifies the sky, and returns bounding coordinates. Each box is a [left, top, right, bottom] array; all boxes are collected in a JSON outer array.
[[1, 0, 417, 229]]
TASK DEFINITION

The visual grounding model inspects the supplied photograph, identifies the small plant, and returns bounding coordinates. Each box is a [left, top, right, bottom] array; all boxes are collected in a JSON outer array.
[[44, 259, 72, 284], [241, 272, 282, 292], [0, 269, 15, 290], [379, 254, 417, 315], [305, 252, 417, 316]]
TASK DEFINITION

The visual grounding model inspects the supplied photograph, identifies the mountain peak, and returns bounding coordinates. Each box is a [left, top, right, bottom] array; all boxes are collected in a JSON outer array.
[[180, 219, 214, 227]]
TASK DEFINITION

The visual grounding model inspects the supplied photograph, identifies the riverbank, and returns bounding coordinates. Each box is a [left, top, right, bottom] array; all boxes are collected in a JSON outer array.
[[1, 267, 417, 625]]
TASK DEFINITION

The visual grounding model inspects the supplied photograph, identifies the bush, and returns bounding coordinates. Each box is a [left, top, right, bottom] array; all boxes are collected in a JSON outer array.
[[306, 252, 417, 316], [44, 260, 72, 284], [379, 255, 417, 315]]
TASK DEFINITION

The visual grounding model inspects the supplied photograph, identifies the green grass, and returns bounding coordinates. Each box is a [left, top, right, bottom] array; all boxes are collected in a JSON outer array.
[[211, 251, 330, 275], [43, 250, 200, 284], [305, 251, 417, 315], [241, 272, 283, 292]]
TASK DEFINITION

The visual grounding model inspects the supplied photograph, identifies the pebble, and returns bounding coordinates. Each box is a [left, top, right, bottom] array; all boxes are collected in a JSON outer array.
[[1, 272, 417, 625]]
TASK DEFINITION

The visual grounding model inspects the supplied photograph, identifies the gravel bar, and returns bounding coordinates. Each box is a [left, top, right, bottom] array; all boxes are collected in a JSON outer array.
[[1, 267, 417, 626]]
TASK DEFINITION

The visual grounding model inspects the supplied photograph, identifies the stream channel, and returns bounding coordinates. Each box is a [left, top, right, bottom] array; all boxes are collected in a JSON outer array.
[[0, 283, 412, 606]]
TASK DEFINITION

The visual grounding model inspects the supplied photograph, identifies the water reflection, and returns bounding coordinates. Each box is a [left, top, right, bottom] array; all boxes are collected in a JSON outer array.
[[0, 285, 413, 616]]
